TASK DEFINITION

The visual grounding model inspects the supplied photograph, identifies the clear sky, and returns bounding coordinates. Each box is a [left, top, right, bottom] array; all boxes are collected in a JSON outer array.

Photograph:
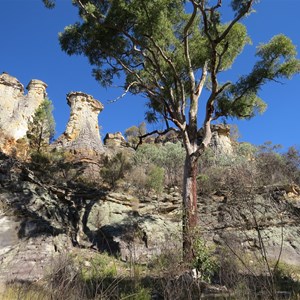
[[0, 0, 299, 150]]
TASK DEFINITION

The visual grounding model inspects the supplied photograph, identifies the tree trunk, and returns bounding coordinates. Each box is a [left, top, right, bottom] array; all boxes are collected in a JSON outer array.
[[182, 152, 198, 262]]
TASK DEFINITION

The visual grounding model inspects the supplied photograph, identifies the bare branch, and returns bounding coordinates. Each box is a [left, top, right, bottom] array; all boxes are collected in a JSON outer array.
[[195, 61, 208, 97], [215, 0, 254, 43], [107, 81, 138, 104], [184, 3, 197, 92], [134, 127, 179, 150]]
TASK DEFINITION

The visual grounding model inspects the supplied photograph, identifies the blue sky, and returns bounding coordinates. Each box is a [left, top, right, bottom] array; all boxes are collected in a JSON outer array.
[[0, 0, 299, 150]]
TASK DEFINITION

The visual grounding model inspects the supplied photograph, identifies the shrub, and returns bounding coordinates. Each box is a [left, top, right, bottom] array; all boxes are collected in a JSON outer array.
[[125, 166, 148, 193], [146, 165, 165, 194], [159, 142, 185, 187], [125, 122, 147, 148], [101, 151, 132, 188], [134, 142, 185, 188], [193, 237, 219, 283]]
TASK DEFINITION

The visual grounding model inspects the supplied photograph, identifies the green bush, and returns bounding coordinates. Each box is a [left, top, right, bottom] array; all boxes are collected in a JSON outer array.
[[193, 238, 219, 283], [146, 165, 165, 194], [101, 151, 132, 188], [134, 142, 185, 188]]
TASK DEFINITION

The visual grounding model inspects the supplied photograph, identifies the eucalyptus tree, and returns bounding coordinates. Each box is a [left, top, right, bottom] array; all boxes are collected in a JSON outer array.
[[43, 0, 300, 261]]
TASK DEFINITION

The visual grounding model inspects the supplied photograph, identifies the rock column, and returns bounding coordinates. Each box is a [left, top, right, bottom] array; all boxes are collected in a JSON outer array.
[[0, 73, 47, 140], [55, 92, 104, 156]]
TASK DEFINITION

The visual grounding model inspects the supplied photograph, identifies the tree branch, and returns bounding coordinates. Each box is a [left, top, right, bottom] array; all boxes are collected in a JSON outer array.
[[134, 127, 179, 150]]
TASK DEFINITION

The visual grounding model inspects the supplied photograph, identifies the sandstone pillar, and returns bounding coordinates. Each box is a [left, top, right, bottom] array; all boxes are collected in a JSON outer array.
[[0, 73, 24, 131], [0, 73, 47, 140], [55, 92, 104, 156]]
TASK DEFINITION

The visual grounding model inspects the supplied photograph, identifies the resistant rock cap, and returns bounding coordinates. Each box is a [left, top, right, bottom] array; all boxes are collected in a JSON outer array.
[[0, 72, 24, 93], [67, 91, 104, 112], [26, 79, 48, 90]]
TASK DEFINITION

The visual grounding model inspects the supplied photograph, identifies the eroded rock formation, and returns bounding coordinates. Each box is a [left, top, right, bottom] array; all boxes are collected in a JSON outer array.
[[0, 72, 47, 141], [54, 92, 104, 156], [198, 124, 233, 156], [104, 132, 127, 148], [209, 124, 233, 156]]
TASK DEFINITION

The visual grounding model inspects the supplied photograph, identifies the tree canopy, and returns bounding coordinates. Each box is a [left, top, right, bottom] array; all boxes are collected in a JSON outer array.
[[43, 0, 300, 261]]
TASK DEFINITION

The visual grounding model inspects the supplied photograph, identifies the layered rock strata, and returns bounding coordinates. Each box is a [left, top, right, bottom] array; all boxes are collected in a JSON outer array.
[[54, 92, 104, 156], [0, 72, 47, 141]]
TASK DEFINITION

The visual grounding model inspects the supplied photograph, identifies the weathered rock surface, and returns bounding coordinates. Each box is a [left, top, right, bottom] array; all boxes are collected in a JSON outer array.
[[209, 124, 233, 156], [54, 92, 104, 157], [1, 151, 300, 284], [0, 73, 47, 142], [104, 132, 127, 148], [198, 124, 233, 156]]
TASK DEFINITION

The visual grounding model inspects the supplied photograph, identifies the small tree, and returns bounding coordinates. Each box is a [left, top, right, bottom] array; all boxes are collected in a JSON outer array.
[[44, 0, 300, 261], [27, 98, 55, 153]]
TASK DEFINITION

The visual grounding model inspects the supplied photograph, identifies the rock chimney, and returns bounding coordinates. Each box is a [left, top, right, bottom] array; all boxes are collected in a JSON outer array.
[[0, 73, 47, 140], [54, 92, 104, 156], [208, 124, 233, 156], [198, 124, 233, 156]]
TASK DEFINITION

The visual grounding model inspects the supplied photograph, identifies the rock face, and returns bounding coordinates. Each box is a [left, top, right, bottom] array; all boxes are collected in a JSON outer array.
[[209, 124, 233, 156], [54, 92, 104, 156], [0, 72, 47, 141], [104, 132, 127, 148], [198, 124, 233, 156], [1, 151, 300, 284]]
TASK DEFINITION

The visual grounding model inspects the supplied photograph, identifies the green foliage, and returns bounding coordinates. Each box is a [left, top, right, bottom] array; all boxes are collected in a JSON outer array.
[[80, 253, 117, 281], [101, 152, 132, 188], [125, 122, 146, 148], [159, 142, 185, 187], [27, 98, 55, 153], [28, 149, 85, 184], [283, 146, 300, 184], [42, 0, 55, 9], [120, 287, 151, 300], [134, 143, 162, 167], [256, 142, 300, 186], [216, 35, 300, 119], [134, 142, 185, 188], [198, 141, 300, 195], [146, 165, 165, 194], [236, 142, 257, 158], [193, 238, 219, 283]]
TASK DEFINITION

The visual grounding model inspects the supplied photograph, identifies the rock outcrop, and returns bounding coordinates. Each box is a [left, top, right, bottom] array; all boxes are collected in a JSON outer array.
[[54, 92, 104, 157], [1, 151, 300, 284], [210, 124, 233, 156], [0, 72, 47, 141], [104, 132, 127, 148], [199, 124, 233, 156]]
